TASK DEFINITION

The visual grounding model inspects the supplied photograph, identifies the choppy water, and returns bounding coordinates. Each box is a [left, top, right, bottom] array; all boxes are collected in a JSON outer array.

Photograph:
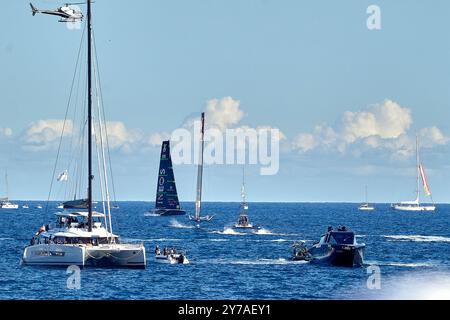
[[1, 202, 450, 299]]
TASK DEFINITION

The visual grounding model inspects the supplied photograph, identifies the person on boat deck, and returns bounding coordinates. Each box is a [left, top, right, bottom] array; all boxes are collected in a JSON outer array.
[[163, 247, 167, 256], [155, 246, 160, 255]]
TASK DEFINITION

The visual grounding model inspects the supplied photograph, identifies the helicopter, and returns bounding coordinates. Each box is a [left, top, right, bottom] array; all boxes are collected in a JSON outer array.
[[30, 2, 84, 22]]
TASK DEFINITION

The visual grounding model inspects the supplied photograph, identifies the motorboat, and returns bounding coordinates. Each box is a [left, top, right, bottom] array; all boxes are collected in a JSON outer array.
[[0, 199, 19, 210], [306, 226, 365, 267], [154, 246, 189, 264]]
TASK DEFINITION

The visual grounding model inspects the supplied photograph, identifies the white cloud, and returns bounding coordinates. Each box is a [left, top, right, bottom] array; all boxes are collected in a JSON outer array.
[[419, 126, 449, 148], [148, 132, 171, 147], [104, 121, 143, 153], [22, 119, 73, 151], [1, 127, 12, 137], [205, 96, 244, 130], [341, 100, 412, 143], [291, 100, 447, 158]]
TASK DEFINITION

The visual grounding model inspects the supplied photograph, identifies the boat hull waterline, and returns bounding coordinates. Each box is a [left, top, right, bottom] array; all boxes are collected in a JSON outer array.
[[22, 243, 146, 268]]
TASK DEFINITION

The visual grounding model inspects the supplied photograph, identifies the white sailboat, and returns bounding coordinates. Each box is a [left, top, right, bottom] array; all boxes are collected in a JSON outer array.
[[189, 112, 214, 223], [358, 185, 374, 211], [0, 171, 19, 210], [392, 136, 436, 212], [22, 1, 146, 268]]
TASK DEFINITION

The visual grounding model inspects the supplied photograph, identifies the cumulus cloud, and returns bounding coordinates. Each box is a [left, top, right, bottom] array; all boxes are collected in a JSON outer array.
[[291, 100, 448, 158], [148, 132, 171, 147], [104, 121, 143, 153], [205, 96, 244, 130], [1, 127, 13, 138], [22, 119, 73, 151], [419, 126, 449, 148]]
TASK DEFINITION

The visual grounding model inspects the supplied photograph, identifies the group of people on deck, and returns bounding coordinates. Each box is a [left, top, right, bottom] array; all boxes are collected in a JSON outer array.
[[155, 245, 178, 256]]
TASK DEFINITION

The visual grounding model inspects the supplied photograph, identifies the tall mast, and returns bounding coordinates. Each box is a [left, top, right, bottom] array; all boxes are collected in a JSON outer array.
[[5, 170, 8, 200], [195, 112, 205, 220], [365, 185, 368, 204], [87, 0, 93, 232], [241, 166, 246, 204], [416, 135, 420, 204]]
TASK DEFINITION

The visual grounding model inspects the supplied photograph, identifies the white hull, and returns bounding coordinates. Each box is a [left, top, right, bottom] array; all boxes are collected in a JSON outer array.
[[392, 204, 435, 212], [86, 244, 146, 268], [188, 215, 213, 222], [22, 243, 146, 268], [358, 207, 374, 211], [22, 244, 86, 266], [0, 203, 19, 209]]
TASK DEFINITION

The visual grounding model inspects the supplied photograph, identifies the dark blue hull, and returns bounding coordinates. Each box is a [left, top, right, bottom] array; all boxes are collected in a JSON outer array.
[[309, 244, 365, 267], [153, 209, 186, 216]]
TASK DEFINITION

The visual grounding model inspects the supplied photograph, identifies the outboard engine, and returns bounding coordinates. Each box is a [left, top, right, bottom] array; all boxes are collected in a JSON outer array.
[[178, 254, 185, 264]]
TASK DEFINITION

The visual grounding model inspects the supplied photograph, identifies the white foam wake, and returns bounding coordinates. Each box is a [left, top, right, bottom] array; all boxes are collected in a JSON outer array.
[[252, 228, 273, 235], [211, 227, 247, 236], [365, 260, 434, 268], [383, 235, 450, 242], [211, 258, 308, 265], [169, 219, 195, 229]]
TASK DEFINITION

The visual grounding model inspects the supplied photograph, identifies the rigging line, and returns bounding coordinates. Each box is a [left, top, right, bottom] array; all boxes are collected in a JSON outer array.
[[66, 25, 87, 201], [92, 31, 113, 236], [92, 30, 119, 206], [44, 20, 87, 220]]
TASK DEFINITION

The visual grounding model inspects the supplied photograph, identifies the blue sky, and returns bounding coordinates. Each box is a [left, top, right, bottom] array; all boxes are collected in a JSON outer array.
[[2, 0, 450, 202]]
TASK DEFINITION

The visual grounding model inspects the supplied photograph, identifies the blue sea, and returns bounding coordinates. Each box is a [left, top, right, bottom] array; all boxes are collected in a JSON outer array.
[[1, 201, 450, 300]]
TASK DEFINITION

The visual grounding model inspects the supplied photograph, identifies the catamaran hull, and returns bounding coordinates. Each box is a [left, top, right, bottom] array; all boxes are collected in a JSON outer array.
[[22, 244, 146, 268], [85, 245, 146, 269], [189, 215, 213, 222], [309, 244, 365, 267], [392, 204, 436, 211], [152, 209, 186, 216], [22, 244, 86, 266]]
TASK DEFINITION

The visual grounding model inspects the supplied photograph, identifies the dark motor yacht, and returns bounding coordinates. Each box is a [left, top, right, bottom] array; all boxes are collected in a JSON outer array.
[[306, 226, 365, 267]]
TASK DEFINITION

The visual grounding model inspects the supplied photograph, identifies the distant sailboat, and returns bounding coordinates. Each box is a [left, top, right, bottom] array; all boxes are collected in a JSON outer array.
[[189, 112, 213, 223], [358, 185, 374, 211], [149, 140, 186, 216], [0, 171, 18, 210], [392, 136, 436, 212]]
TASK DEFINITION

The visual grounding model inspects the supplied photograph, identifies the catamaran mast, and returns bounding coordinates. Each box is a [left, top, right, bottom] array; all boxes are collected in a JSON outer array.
[[241, 166, 246, 204], [87, 0, 93, 232], [195, 112, 205, 220], [415, 135, 420, 204]]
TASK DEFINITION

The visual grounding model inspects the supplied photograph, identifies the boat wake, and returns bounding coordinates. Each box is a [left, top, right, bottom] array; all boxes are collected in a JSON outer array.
[[211, 227, 247, 236], [169, 219, 195, 229], [252, 228, 273, 235], [209, 258, 308, 265], [366, 260, 435, 268], [383, 235, 450, 243]]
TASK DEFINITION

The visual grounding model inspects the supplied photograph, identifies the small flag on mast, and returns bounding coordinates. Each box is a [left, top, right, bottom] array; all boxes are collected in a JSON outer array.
[[57, 170, 68, 182]]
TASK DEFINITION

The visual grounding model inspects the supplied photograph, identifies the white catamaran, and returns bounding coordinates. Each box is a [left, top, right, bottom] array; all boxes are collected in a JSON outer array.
[[0, 171, 18, 210], [189, 112, 214, 223], [391, 136, 435, 212], [22, 1, 146, 268]]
